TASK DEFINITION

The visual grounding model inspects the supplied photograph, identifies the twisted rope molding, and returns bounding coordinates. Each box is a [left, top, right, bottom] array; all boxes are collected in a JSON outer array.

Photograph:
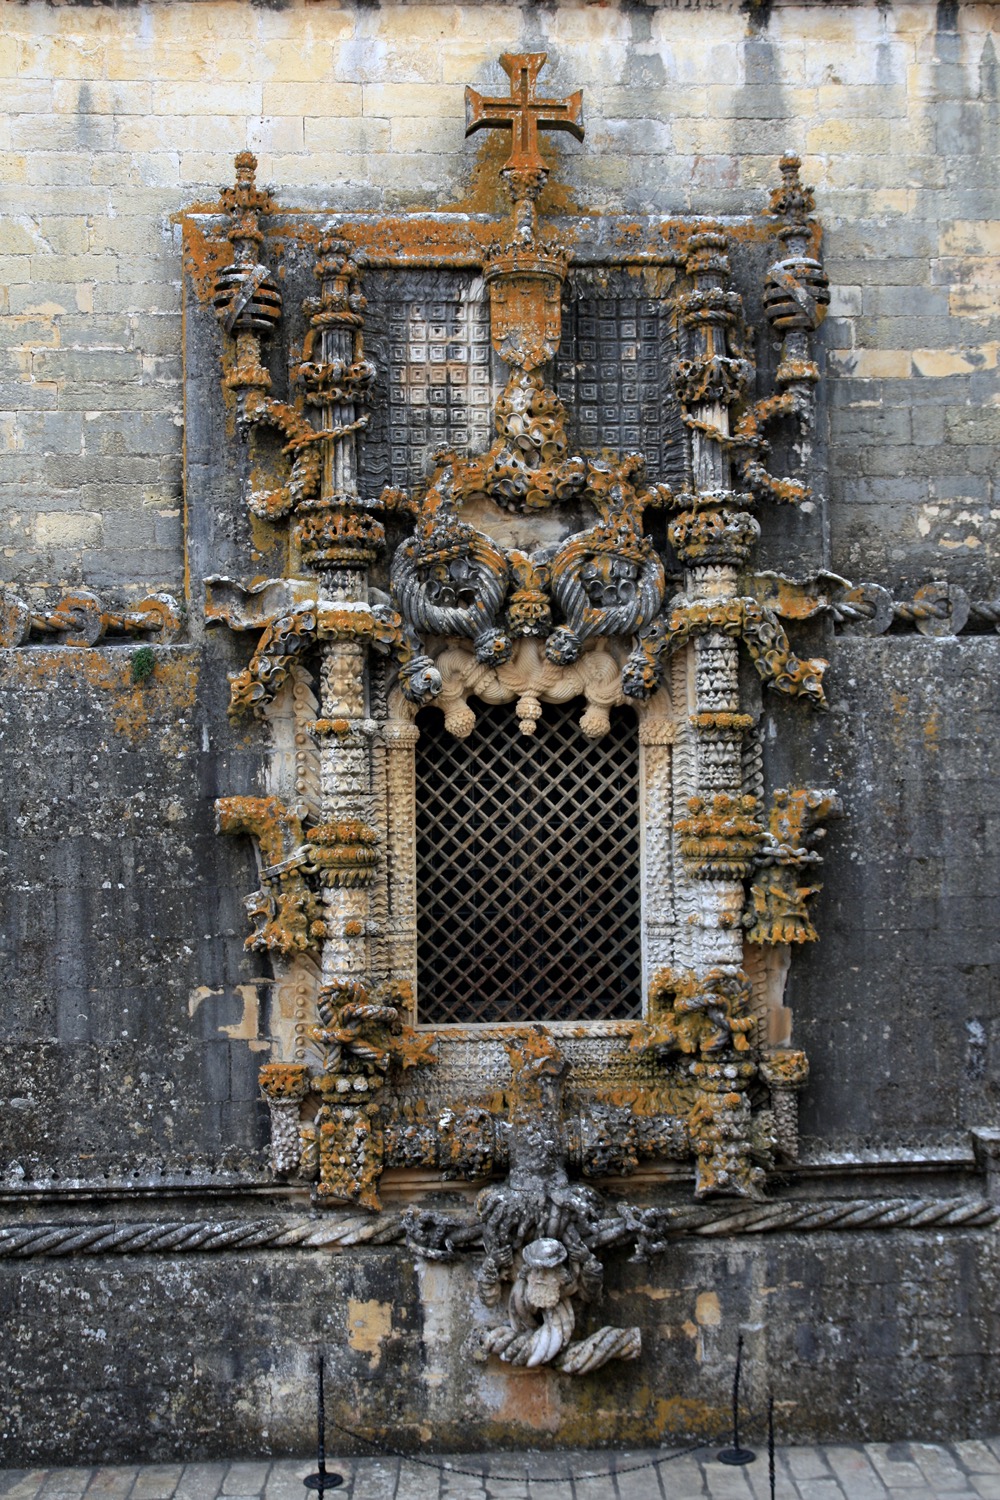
[[830, 579, 1000, 637], [0, 1197, 995, 1260]]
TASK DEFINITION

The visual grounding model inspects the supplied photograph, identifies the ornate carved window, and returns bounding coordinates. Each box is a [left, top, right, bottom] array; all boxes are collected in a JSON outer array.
[[188, 54, 839, 1376], [415, 698, 642, 1025]]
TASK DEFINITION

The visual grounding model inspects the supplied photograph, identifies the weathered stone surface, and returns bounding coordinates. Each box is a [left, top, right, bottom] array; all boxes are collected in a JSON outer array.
[[1, 0, 999, 1466], [0, 1232, 997, 1463]]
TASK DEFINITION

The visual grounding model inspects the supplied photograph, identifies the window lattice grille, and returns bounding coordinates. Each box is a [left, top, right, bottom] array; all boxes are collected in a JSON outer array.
[[415, 700, 642, 1025]]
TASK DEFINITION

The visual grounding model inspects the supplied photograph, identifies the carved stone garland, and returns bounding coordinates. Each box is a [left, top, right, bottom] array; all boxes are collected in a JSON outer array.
[[201, 60, 841, 1374]]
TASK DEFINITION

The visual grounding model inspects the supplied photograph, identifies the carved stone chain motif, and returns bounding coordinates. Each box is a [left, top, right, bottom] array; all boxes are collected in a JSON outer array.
[[197, 54, 843, 1374]]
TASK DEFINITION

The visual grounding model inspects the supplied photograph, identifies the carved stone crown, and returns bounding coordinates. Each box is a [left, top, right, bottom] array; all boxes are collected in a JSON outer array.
[[483, 239, 572, 286]]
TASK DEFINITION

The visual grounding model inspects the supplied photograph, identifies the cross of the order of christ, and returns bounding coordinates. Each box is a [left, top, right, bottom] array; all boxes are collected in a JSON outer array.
[[465, 53, 584, 180]]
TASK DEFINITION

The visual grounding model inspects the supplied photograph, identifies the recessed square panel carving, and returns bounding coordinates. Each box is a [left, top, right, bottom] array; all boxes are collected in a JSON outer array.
[[556, 272, 687, 489], [363, 270, 494, 495], [415, 700, 642, 1024]]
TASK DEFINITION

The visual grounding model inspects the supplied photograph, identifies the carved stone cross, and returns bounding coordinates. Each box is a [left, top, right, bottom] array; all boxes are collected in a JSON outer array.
[[465, 52, 584, 179]]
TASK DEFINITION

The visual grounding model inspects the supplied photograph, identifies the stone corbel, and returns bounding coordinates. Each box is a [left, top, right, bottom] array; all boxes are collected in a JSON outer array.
[[746, 788, 843, 947], [216, 795, 325, 958], [631, 966, 771, 1198], [407, 1028, 642, 1374]]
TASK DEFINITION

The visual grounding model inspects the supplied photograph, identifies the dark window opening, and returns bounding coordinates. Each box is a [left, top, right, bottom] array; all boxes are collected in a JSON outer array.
[[415, 698, 642, 1024]]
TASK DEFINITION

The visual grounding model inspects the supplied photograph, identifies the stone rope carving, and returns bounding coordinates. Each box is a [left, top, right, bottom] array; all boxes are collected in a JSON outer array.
[[0, 587, 181, 647], [4, 1196, 995, 1260]]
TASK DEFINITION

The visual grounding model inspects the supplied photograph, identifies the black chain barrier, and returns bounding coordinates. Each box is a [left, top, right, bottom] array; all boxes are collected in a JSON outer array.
[[308, 1349, 775, 1490], [325, 1409, 771, 1486]]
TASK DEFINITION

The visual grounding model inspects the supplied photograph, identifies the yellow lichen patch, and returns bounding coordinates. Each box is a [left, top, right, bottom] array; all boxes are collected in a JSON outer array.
[[4, 648, 198, 751], [653, 1395, 725, 1434], [346, 1299, 392, 1370], [695, 1290, 722, 1327], [182, 218, 233, 305]]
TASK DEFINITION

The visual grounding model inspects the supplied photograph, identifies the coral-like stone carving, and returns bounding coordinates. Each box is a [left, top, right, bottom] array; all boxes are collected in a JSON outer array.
[[632, 968, 771, 1198], [421, 637, 626, 741], [676, 794, 764, 880], [747, 788, 843, 945], [216, 796, 327, 957]]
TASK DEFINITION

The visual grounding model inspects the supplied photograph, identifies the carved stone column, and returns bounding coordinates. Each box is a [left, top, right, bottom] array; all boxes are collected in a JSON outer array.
[[384, 719, 420, 1017], [638, 716, 676, 990], [673, 234, 758, 973]]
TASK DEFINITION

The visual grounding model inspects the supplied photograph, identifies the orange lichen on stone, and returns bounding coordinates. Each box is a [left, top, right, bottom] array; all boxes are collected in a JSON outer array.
[[3, 648, 198, 751], [258, 1062, 311, 1101], [691, 711, 754, 732], [675, 793, 763, 880], [182, 219, 233, 305], [634, 967, 756, 1059], [309, 818, 380, 886]]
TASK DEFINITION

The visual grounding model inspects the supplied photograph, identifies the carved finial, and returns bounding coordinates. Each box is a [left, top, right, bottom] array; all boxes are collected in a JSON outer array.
[[221, 150, 274, 233], [466, 52, 584, 203], [213, 152, 282, 388], [768, 153, 816, 228]]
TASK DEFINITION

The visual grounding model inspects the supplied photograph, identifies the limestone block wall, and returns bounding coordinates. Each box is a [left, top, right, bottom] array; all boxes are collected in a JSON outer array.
[[1, 0, 997, 596]]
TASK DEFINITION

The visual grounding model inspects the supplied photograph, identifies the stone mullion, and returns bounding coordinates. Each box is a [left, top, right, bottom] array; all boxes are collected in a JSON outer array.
[[675, 230, 750, 977], [384, 722, 420, 1021], [316, 639, 372, 992], [638, 721, 675, 1001]]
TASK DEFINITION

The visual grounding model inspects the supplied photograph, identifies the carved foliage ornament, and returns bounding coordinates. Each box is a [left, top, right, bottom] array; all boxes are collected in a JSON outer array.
[[192, 53, 842, 1373]]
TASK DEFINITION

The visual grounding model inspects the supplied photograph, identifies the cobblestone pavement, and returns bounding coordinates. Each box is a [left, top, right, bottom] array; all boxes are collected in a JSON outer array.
[[3, 1439, 1000, 1500]]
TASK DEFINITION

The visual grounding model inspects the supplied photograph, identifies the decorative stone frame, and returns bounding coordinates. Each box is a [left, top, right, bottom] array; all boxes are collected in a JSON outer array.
[[185, 64, 840, 1373]]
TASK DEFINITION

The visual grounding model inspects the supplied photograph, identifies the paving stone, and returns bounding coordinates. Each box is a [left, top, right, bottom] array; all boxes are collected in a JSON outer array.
[[956, 1445, 1000, 1476], [174, 1466, 227, 1500], [911, 1443, 972, 1491], [350, 1461, 398, 1500], [785, 1447, 832, 1480], [39, 1475, 90, 1499], [1, 1478, 49, 1500], [484, 1479, 530, 1500], [131, 1469, 184, 1500], [262, 1462, 316, 1500], [649, 1457, 702, 1496], [221, 1471, 271, 1498], [865, 1447, 926, 1490], [83, 1473, 137, 1500], [437, 1483, 486, 1500], [884, 1490, 953, 1499], [742, 1465, 778, 1500], [696, 1463, 753, 1498], [605, 1455, 663, 1500], [795, 1482, 846, 1500], [822, 1445, 887, 1498], [394, 1460, 440, 1500], [1, 1444, 996, 1500]]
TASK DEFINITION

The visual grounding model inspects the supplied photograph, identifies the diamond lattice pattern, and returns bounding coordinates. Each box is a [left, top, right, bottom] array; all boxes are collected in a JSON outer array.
[[415, 700, 642, 1024]]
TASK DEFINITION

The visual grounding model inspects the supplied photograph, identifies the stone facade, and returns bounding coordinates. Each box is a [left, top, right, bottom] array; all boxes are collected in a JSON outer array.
[[1, 0, 999, 1467]]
